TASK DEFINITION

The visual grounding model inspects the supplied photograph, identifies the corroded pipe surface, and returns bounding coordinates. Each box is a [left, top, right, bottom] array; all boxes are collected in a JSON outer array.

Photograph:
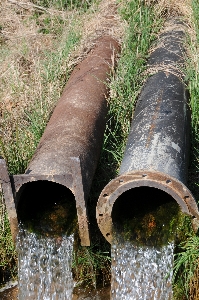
[[1, 36, 120, 246], [96, 20, 199, 244], [0, 158, 18, 243]]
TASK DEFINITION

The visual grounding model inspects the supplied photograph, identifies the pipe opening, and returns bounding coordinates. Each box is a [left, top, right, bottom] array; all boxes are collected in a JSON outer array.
[[17, 181, 77, 237], [111, 186, 180, 246]]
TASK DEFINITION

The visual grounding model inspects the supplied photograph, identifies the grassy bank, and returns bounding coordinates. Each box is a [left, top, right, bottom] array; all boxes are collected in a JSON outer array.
[[1, 0, 199, 296], [172, 0, 199, 299]]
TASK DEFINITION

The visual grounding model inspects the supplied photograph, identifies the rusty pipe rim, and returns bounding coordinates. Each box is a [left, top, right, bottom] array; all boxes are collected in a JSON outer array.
[[96, 170, 199, 244]]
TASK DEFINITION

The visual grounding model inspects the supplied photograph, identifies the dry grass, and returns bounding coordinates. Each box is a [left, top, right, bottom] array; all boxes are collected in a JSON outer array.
[[0, 1, 77, 137], [67, 0, 125, 67], [0, 0, 125, 112], [153, 0, 195, 42], [81, 0, 125, 43], [153, 0, 192, 18], [0, 0, 125, 173], [190, 260, 199, 300]]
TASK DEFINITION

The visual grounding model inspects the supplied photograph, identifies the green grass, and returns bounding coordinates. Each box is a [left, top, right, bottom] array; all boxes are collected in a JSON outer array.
[[72, 244, 111, 288], [186, 0, 199, 200], [172, 0, 199, 298], [174, 235, 199, 298]]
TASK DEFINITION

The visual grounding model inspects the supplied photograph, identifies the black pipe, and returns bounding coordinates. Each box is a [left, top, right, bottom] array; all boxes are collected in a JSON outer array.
[[96, 19, 199, 244]]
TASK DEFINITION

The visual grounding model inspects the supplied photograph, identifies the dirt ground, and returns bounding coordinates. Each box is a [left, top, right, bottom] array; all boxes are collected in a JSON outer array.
[[0, 285, 111, 299], [0, 286, 18, 300]]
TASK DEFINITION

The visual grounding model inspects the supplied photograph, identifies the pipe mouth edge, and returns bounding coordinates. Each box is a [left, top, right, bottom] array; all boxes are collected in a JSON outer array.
[[96, 170, 199, 244], [14, 174, 90, 246]]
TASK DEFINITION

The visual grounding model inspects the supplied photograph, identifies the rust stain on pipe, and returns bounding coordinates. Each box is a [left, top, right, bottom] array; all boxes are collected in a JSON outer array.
[[1, 36, 120, 246]]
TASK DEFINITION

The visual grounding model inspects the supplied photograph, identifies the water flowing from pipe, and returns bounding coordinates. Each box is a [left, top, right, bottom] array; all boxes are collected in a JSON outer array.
[[111, 235, 174, 300], [110, 193, 180, 299], [17, 225, 74, 300]]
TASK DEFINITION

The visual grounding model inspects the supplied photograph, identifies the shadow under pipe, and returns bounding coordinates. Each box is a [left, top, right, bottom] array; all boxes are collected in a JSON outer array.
[[96, 19, 199, 244]]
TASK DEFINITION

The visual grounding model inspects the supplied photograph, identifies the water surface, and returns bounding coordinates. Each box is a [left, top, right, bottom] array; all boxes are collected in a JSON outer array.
[[17, 227, 74, 300], [111, 238, 173, 300]]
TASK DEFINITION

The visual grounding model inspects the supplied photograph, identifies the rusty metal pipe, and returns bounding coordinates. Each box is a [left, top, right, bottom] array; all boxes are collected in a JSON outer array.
[[0, 158, 18, 243], [1, 36, 120, 246], [96, 20, 199, 244]]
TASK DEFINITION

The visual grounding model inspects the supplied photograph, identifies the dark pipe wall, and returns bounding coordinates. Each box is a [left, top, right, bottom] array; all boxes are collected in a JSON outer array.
[[119, 71, 190, 183]]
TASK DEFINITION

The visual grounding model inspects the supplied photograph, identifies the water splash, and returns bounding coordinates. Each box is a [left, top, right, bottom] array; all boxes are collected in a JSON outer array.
[[17, 226, 74, 300], [111, 238, 174, 300]]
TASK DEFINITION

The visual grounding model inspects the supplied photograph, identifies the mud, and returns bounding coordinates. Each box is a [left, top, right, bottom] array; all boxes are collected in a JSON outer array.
[[0, 285, 111, 300]]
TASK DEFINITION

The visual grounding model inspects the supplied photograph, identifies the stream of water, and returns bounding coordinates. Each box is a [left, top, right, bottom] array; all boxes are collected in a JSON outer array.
[[17, 226, 74, 300], [110, 188, 180, 299], [111, 238, 174, 300]]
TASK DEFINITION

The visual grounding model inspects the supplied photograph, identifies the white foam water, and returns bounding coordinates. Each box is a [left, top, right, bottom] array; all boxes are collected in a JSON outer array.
[[111, 239, 174, 300], [17, 227, 74, 300]]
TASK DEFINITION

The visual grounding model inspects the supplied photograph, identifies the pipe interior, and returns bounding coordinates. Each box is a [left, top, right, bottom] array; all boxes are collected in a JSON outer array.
[[17, 181, 77, 236], [111, 186, 179, 246], [112, 187, 175, 221]]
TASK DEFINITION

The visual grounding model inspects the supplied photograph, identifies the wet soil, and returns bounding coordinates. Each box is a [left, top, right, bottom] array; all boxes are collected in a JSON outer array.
[[0, 285, 111, 299], [0, 286, 18, 300]]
